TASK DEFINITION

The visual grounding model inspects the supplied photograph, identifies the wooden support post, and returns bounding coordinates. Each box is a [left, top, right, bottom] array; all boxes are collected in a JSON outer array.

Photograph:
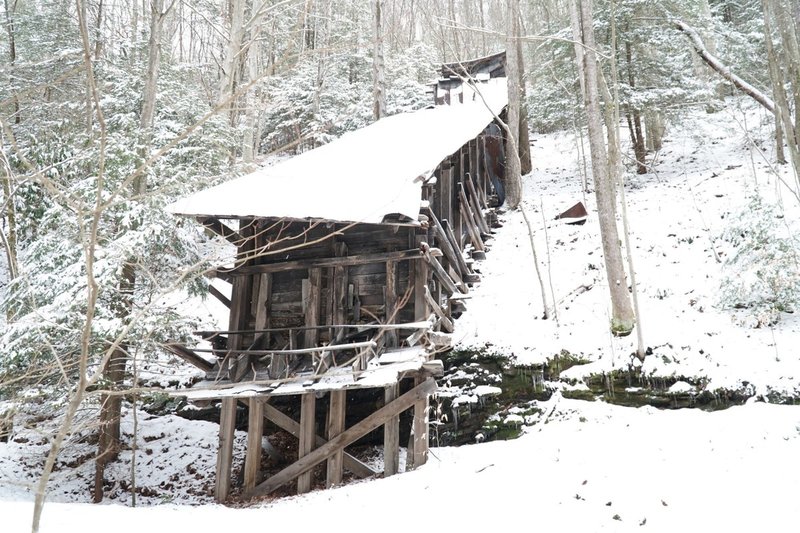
[[425, 207, 468, 286], [303, 268, 322, 349], [326, 390, 346, 488], [297, 393, 316, 494], [214, 397, 237, 502], [245, 378, 437, 499], [385, 261, 398, 347], [460, 205, 484, 252], [411, 375, 430, 469], [424, 286, 454, 332], [244, 398, 264, 491], [208, 284, 231, 308], [466, 175, 491, 235], [262, 403, 376, 479], [383, 384, 400, 477], [459, 184, 485, 251], [442, 219, 472, 275], [440, 167, 453, 225], [421, 245, 463, 296], [414, 236, 430, 322]]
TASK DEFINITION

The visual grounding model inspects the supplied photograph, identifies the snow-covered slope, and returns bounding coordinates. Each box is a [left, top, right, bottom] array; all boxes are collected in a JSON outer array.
[[456, 98, 800, 398]]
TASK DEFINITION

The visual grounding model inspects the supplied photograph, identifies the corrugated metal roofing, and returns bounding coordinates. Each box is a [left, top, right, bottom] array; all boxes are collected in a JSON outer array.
[[169, 79, 507, 224]]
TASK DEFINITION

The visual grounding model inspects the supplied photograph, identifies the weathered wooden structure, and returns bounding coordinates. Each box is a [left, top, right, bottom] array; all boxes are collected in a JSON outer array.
[[166, 63, 509, 502], [435, 51, 506, 106]]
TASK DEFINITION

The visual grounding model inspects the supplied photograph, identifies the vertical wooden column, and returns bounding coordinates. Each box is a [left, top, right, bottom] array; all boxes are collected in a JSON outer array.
[[326, 390, 346, 487], [214, 397, 237, 502], [244, 398, 264, 490], [440, 167, 453, 230], [383, 383, 400, 476], [413, 234, 430, 322], [297, 393, 316, 494], [385, 260, 398, 347], [411, 375, 430, 469], [303, 268, 322, 348]]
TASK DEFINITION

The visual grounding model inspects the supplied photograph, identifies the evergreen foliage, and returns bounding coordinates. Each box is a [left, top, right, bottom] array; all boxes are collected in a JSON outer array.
[[718, 195, 800, 327]]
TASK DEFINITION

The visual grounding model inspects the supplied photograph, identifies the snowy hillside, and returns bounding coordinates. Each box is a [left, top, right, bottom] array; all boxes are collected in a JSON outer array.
[[456, 98, 800, 398], [2, 99, 800, 532]]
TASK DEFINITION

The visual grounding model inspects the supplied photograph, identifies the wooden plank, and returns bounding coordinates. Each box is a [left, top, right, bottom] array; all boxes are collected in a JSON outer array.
[[424, 286, 454, 333], [297, 393, 316, 494], [466, 174, 491, 235], [198, 216, 244, 245], [461, 181, 490, 238], [411, 375, 430, 470], [441, 219, 472, 276], [244, 398, 264, 490], [208, 284, 231, 308], [421, 245, 464, 296], [262, 403, 376, 479], [223, 249, 423, 276], [384, 261, 398, 348], [383, 384, 400, 477], [413, 235, 429, 322], [246, 378, 437, 498], [440, 167, 453, 227], [459, 186, 485, 252], [424, 207, 464, 278], [191, 340, 376, 356], [303, 268, 322, 349], [163, 343, 214, 373], [214, 397, 237, 502], [326, 390, 346, 488]]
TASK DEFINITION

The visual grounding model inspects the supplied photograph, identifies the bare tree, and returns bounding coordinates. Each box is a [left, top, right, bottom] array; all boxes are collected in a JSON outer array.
[[504, 0, 523, 208], [372, 0, 387, 120], [574, 0, 635, 336]]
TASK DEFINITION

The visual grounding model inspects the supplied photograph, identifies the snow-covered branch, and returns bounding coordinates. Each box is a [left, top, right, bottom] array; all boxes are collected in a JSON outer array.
[[674, 20, 775, 114]]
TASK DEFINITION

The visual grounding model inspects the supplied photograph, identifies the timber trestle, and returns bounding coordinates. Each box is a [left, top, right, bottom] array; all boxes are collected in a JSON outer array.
[[166, 59, 509, 501]]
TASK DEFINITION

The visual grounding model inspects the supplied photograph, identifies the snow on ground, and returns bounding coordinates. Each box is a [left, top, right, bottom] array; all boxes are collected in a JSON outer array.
[[455, 98, 800, 397], [3, 397, 799, 532], [3, 98, 800, 531]]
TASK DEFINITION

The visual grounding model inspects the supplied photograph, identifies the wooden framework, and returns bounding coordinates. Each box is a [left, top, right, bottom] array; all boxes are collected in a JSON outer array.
[[169, 75, 507, 502]]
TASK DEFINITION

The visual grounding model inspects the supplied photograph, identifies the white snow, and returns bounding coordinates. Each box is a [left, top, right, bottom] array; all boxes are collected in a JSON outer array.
[[3, 98, 800, 532]]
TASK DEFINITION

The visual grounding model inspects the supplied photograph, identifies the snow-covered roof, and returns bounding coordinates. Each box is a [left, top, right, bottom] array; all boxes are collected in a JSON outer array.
[[168, 79, 507, 225]]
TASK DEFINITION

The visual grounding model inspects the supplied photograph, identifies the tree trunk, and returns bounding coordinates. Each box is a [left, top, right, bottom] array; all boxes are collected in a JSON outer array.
[[516, 15, 532, 175], [504, 0, 523, 208], [218, 0, 246, 116], [372, 0, 387, 121], [577, 0, 635, 336], [624, 42, 647, 174]]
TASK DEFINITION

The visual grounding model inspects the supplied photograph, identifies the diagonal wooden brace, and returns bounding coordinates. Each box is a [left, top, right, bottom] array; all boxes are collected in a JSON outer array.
[[246, 378, 437, 498]]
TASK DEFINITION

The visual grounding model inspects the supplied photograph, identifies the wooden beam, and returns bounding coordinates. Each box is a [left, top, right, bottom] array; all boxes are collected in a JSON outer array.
[[461, 181, 490, 238], [297, 393, 316, 494], [198, 216, 244, 245], [262, 403, 376, 479], [214, 397, 237, 502], [413, 235, 430, 322], [424, 207, 465, 280], [384, 261, 398, 348], [383, 384, 400, 477], [460, 196, 484, 252], [246, 378, 437, 498], [466, 174, 491, 235], [411, 375, 430, 470], [208, 284, 231, 308], [421, 244, 465, 296], [441, 219, 472, 276], [244, 398, 264, 490], [424, 286, 454, 333], [191, 340, 377, 356], [223, 249, 423, 276], [326, 390, 346, 488], [163, 343, 214, 373], [440, 167, 453, 226], [303, 268, 322, 349]]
